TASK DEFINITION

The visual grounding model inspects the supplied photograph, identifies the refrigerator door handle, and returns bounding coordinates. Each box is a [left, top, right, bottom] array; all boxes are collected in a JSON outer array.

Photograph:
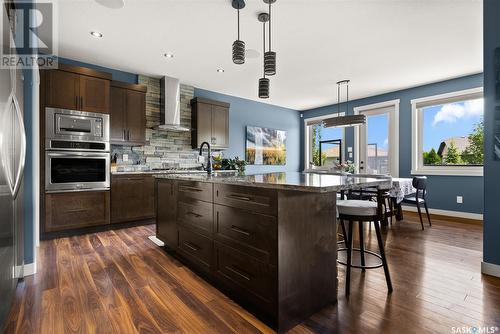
[[11, 95, 26, 199]]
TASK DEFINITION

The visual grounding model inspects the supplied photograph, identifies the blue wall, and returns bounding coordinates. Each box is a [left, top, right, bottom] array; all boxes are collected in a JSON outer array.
[[483, 0, 500, 266], [195, 88, 301, 174], [57, 57, 138, 84], [302, 74, 484, 214]]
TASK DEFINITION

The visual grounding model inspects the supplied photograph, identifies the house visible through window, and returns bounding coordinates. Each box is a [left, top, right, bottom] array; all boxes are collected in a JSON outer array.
[[411, 87, 484, 176], [306, 120, 345, 167], [422, 98, 483, 166]]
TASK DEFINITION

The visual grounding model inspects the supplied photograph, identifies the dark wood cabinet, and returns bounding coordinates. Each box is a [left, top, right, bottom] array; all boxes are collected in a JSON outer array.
[[79, 75, 110, 113], [44, 64, 111, 113], [111, 174, 155, 224], [156, 179, 178, 249], [155, 178, 337, 333], [191, 97, 230, 149], [45, 191, 110, 232], [110, 81, 147, 145], [45, 70, 80, 110]]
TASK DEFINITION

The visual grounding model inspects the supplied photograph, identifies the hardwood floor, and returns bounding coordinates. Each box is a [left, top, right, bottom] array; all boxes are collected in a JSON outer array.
[[5, 217, 500, 334]]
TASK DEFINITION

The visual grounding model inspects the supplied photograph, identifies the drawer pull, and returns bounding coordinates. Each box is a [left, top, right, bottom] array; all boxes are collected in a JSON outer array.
[[228, 194, 253, 202], [183, 242, 199, 252], [226, 265, 251, 281], [230, 225, 251, 236], [187, 211, 202, 218], [181, 186, 203, 193]]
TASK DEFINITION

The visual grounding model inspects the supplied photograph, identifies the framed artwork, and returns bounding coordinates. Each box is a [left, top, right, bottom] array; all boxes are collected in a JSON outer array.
[[245, 126, 286, 165]]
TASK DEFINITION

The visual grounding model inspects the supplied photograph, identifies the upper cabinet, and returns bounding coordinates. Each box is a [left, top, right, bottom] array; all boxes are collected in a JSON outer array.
[[45, 63, 111, 113], [191, 97, 230, 149], [110, 81, 147, 145]]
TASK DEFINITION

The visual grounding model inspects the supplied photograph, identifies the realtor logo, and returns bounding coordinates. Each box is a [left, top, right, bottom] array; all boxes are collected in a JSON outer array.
[[1, 1, 58, 68]]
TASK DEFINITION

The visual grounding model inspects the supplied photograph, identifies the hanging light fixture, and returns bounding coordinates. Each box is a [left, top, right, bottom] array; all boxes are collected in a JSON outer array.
[[232, 0, 246, 65], [258, 13, 270, 98], [322, 80, 366, 128], [263, 0, 276, 76]]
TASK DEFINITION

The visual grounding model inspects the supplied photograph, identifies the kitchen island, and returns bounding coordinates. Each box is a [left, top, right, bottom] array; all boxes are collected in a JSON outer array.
[[154, 172, 391, 333]]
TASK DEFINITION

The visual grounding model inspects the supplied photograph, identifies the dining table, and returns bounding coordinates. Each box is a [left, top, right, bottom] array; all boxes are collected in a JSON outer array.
[[387, 177, 416, 220]]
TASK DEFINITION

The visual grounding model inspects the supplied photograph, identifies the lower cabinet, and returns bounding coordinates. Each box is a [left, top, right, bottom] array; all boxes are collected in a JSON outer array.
[[111, 174, 155, 224], [45, 190, 110, 232]]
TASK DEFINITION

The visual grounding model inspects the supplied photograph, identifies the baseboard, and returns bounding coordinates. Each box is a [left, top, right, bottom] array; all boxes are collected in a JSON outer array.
[[482, 261, 500, 278], [401, 205, 483, 224], [148, 235, 165, 247], [23, 262, 37, 277]]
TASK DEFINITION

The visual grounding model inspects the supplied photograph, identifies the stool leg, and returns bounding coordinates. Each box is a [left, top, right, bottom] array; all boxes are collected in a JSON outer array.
[[374, 220, 393, 293], [340, 219, 348, 248], [358, 221, 366, 272], [345, 220, 354, 296]]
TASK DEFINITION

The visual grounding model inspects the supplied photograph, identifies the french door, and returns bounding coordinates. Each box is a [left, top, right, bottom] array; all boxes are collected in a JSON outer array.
[[355, 101, 399, 176]]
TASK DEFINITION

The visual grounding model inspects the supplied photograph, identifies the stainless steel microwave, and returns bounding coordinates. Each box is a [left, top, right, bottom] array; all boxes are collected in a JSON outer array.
[[45, 108, 110, 150]]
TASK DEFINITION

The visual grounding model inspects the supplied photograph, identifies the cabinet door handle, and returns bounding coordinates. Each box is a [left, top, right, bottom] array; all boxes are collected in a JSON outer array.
[[127, 130, 130, 141], [181, 186, 203, 193], [187, 211, 202, 218], [228, 194, 253, 202], [225, 265, 251, 281], [230, 225, 250, 236], [80, 96, 83, 109], [75, 96, 78, 108], [183, 242, 199, 252], [123, 129, 126, 140]]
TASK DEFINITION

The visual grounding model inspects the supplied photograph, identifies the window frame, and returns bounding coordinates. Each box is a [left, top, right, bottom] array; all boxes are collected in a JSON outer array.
[[303, 112, 346, 170], [410, 87, 484, 177]]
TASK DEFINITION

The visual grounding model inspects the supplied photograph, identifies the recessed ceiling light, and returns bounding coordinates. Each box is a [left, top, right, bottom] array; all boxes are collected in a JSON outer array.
[[164, 53, 174, 58], [217, 68, 225, 73], [90, 31, 103, 38]]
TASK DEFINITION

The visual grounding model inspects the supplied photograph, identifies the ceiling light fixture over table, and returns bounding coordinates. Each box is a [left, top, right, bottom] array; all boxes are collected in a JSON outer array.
[[322, 80, 366, 128]]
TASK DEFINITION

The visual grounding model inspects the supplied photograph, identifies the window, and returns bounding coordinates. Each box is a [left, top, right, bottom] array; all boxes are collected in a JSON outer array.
[[304, 114, 345, 169], [411, 87, 484, 176]]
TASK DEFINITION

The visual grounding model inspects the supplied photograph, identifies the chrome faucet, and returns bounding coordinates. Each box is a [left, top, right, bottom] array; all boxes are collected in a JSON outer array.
[[199, 141, 213, 175]]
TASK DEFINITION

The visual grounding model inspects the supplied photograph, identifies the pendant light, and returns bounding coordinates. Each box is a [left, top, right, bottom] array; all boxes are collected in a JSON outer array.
[[322, 80, 366, 128], [263, 0, 276, 76], [258, 13, 270, 98], [232, 0, 246, 65]]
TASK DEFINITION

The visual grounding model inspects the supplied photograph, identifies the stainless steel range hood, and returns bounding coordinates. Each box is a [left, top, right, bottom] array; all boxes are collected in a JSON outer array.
[[157, 76, 191, 132]]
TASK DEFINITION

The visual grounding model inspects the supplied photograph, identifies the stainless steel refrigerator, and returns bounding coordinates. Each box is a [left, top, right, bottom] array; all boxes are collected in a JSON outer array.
[[0, 2, 26, 329]]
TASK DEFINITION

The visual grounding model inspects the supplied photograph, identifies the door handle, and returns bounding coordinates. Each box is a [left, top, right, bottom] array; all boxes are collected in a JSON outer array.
[[187, 211, 202, 218], [123, 129, 126, 141], [183, 242, 199, 252], [11, 95, 26, 199], [127, 129, 130, 141], [80, 96, 83, 109], [75, 95, 78, 108]]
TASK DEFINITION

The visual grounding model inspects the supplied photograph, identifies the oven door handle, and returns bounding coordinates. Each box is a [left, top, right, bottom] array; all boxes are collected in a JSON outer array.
[[46, 152, 109, 158]]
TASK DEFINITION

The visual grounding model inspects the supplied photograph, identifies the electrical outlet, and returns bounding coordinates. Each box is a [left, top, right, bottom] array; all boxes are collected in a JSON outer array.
[[123, 154, 128, 162], [456, 196, 463, 204]]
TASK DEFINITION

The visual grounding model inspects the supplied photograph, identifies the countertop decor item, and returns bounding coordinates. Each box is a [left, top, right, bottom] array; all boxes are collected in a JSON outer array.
[[246, 125, 286, 165], [335, 160, 357, 174]]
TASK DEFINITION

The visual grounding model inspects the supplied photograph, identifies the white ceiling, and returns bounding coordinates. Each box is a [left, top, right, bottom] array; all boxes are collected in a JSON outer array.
[[50, 0, 483, 111]]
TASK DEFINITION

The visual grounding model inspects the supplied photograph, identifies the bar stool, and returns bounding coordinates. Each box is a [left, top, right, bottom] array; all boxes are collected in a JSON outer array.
[[337, 189, 393, 296]]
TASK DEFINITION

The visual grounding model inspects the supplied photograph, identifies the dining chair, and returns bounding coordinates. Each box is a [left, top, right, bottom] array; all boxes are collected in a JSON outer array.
[[402, 176, 431, 230]]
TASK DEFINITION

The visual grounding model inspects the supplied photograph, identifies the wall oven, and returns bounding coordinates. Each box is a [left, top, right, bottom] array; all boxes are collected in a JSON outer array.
[[45, 108, 110, 193]]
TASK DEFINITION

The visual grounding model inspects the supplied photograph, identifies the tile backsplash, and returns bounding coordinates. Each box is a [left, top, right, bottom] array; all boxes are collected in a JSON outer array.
[[111, 75, 201, 170]]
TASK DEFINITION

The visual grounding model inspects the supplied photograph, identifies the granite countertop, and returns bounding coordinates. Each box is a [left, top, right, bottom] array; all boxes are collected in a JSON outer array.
[[111, 170, 238, 175], [154, 172, 392, 193]]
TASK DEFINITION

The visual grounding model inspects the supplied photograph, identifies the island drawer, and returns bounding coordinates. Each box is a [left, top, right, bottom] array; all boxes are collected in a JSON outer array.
[[214, 184, 277, 216], [214, 204, 277, 265], [214, 242, 276, 308], [178, 181, 213, 203], [177, 227, 212, 271], [177, 198, 213, 237]]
